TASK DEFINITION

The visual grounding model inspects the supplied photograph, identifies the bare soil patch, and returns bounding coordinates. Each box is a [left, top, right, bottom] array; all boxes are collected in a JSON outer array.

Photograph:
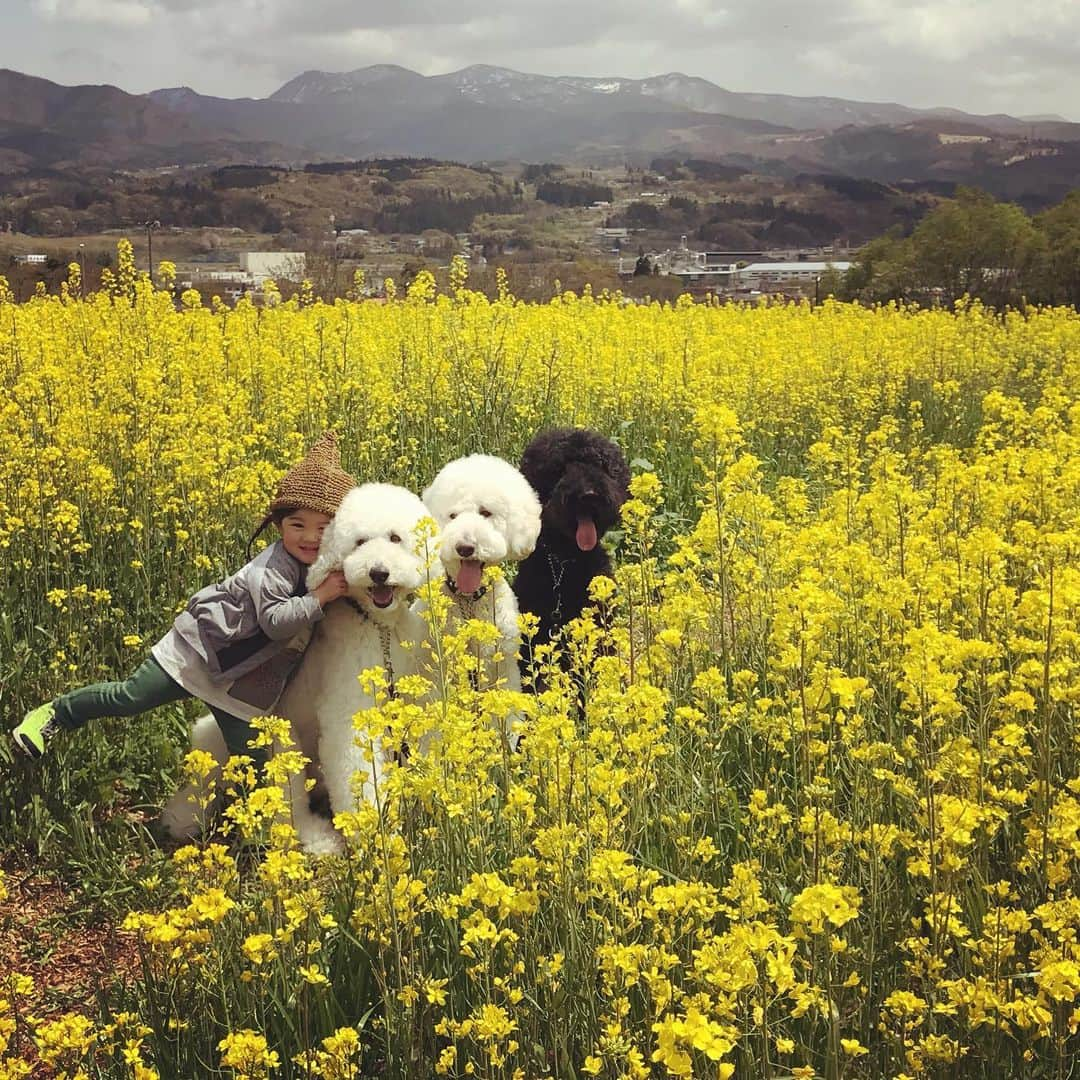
[[1, 853, 140, 1077]]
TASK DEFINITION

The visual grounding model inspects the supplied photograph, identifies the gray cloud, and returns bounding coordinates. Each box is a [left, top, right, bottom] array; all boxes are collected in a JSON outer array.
[[6, 0, 1079, 119], [52, 46, 124, 74]]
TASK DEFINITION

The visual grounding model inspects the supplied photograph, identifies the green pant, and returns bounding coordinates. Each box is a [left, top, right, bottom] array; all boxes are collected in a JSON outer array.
[[53, 656, 267, 770]]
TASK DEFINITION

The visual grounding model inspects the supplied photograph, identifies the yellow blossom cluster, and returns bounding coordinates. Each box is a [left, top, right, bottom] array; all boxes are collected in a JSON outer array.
[[3, 258, 1080, 1077]]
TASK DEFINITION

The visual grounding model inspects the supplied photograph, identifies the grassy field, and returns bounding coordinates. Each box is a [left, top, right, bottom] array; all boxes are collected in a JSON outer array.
[[2, 247, 1080, 1078]]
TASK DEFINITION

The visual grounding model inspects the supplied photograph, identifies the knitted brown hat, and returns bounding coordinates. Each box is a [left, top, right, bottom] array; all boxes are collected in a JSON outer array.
[[269, 431, 355, 518]]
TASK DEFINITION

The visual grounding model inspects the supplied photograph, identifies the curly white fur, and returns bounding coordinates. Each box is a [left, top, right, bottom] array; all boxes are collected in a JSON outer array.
[[157, 715, 228, 841], [419, 455, 541, 743], [278, 483, 435, 852], [160, 484, 437, 854]]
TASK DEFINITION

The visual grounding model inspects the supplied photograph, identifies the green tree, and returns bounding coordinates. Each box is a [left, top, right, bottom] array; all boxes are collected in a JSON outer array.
[[1030, 191, 1080, 306], [844, 189, 1038, 308], [840, 229, 917, 303], [907, 187, 1035, 306]]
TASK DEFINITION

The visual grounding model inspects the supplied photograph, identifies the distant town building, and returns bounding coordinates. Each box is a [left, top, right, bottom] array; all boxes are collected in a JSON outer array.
[[738, 261, 852, 289], [181, 252, 307, 296], [654, 246, 740, 288], [695, 250, 766, 264], [621, 244, 852, 297], [14, 254, 47, 265], [240, 252, 306, 284]]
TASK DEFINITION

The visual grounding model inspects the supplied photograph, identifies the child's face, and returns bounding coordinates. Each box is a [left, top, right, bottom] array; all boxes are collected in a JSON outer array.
[[278, 509, 332, 565]]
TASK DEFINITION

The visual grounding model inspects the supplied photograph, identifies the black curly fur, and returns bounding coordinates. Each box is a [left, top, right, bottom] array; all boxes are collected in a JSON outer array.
[[513, 428, 630, 676]]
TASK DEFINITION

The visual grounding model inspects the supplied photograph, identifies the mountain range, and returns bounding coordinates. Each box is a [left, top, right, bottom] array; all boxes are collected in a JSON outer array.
[[4, 64, 1080, 202]]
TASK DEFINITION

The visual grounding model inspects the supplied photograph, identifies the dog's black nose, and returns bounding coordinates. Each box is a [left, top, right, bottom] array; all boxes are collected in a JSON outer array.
[[370, 568, 389, 584], [456, 544, 475, 558]]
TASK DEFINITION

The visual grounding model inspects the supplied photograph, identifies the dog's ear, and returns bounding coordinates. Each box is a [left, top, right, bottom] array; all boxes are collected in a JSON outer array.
[[422, 465, 463, 525], [420, 479, 441, 521], [599, 442, 632, 503], [505, 477, 542, 561], [305, 491, 355, 590], [519, 433, 561, 500], [305, 521, 339, 591]]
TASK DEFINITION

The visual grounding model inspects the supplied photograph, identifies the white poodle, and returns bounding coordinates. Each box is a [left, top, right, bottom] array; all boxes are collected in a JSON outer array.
[[277, 482, 434, 851], [159, 483, 435, 854], [419, 455, 541, 725]]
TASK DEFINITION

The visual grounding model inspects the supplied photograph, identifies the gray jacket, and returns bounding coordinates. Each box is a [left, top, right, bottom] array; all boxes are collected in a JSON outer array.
[[157, 540, 324, 706]]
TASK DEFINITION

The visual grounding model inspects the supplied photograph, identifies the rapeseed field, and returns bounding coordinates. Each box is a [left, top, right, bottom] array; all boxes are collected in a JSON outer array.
[[2, 241, 1079, 1078]]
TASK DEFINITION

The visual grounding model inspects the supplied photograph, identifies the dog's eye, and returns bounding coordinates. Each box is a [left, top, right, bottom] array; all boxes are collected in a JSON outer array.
[[355, 537, 367, 548], [478, 507, 492, 518], [448, 512, 458, 521], [389, 532, 401, 543]]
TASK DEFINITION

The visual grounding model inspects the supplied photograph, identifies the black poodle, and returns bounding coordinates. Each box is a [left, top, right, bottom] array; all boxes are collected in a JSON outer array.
[[513, 427, 630, 678]]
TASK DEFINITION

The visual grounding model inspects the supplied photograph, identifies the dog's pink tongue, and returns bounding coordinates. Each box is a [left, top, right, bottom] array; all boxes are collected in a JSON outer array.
[[576, 517, 598, 551], [371, 585, 394, 607], [456, 559, 484, 594]]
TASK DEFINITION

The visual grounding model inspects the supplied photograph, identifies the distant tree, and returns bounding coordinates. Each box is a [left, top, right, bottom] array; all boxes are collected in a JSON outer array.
[[839, 230, 918, 303], [621, 201, 660, 227], [212, 166, 282, 189], [843, 188, 1038, 307], [908, 187, 1035, 306], [649, 156, 683, 176], [375, 190, 519, 233], [535, 180, 614, 207], [818, 175, 891, 202], [682, 159, 746, 182], [695, 221, 758, 248], [759, 206, 841, 247], [667, 195, 698, 218], [1030, 191, 1080, 305], [522, 163, 564, 183]]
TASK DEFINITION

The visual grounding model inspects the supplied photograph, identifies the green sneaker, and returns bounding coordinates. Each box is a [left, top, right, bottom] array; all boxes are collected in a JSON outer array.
[[13, 702, 60, 759]]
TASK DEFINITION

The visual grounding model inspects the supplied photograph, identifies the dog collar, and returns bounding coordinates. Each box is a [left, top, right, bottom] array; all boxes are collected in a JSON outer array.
[[341, 590, 416, 617], [444, 573, 489, 602], [342, 596, 368, 619]]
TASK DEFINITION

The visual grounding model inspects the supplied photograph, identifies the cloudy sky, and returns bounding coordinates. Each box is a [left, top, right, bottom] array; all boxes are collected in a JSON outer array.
[[7, 0, 1079, 119]]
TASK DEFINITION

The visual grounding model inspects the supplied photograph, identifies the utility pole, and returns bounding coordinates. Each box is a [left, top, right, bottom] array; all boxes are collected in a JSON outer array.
[[329, 212, 338, 299], [78, 242, 85, 298], [142, 219, 160, 281]]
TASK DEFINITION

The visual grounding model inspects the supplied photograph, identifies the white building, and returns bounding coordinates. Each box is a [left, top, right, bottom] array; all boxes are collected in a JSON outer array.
[[621, 242, 853, 295], [240, 252, 306, 284], [738, 261, 851, 288], [14, 254, 47, 265], [657, 248, 741, 288]]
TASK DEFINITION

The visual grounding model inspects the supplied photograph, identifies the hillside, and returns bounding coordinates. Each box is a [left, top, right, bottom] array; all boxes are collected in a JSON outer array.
[[0, 70, 288, 171], [2, 65, 1080, 207]]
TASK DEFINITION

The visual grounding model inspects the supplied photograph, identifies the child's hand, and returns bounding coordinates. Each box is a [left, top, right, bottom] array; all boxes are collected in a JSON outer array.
[[313, 570, 348, 607]]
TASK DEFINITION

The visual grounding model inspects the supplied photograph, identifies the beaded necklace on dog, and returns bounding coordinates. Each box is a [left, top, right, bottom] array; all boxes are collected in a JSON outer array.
[[443, 574, 489, 691], [342, 596, 398, 700], [444, 573, 489, 620], [546, 550, 569, 624]]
